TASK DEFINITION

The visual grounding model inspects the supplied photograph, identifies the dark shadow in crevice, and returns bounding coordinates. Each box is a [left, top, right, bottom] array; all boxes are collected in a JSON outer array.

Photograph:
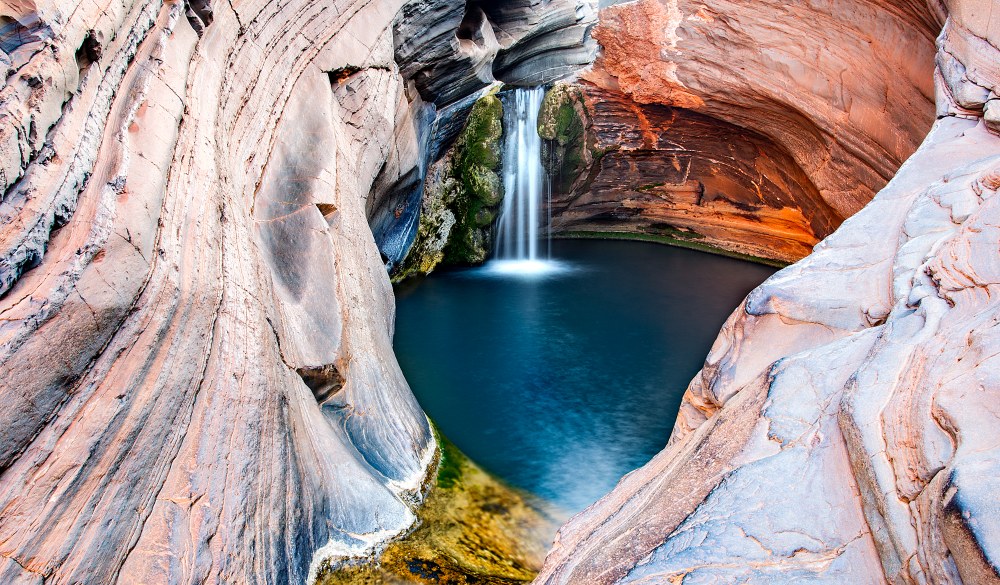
[[297, 364, 345, 405]]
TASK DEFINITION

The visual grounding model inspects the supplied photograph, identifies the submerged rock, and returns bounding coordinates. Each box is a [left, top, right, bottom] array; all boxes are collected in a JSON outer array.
[[317, 429, 559, 584]]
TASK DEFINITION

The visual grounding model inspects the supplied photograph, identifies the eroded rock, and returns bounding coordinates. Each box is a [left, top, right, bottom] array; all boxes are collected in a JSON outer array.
[[535, 2, 1000, 583]]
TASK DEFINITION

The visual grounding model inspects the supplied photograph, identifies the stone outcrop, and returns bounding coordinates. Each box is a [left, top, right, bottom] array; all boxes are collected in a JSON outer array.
[[0, 0, 435, 583], [538, 82, 840, 263], [394, 90, 504, 280], [536, 1, 1000, 583], [532, 0, 942, 264], [392, 0, 598, 107], [586, 0, 941, 220]]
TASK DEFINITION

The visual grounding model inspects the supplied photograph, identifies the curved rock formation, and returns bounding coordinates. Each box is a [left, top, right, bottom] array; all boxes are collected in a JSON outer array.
[[539, 83, 840, 263], [536, 1, 1000, 583], [587, 0, 941, 219], [2, 0, 1000, 582], [535, 0, 941, 264], [393, 0, 597, 107], [0, 1, 434, 583], [0, 0, 609, 579]]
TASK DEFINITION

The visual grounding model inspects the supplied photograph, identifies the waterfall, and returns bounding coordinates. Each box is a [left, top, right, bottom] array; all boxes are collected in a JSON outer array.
[[495, 86, 548, 263]]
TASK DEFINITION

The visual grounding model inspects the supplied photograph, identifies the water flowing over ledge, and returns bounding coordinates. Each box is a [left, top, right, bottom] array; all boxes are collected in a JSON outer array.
[[496, 86, 549, 263]]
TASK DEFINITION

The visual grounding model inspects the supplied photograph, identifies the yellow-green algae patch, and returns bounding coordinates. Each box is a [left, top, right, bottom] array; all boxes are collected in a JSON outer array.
[[316, 428, 562, 585]]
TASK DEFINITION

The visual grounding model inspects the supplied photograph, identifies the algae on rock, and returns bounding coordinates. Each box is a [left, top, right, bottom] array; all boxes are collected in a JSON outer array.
[[316, 428, 560, 584], [537, 83, 596, 195], [394, 92, 504, 281]]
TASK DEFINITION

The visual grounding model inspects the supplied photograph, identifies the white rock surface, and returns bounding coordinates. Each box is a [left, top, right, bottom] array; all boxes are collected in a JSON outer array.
[[0, 0, 433, 583]]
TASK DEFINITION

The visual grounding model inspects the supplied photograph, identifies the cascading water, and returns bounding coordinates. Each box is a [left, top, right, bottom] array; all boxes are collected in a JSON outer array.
[[491, 86, 560, 274]]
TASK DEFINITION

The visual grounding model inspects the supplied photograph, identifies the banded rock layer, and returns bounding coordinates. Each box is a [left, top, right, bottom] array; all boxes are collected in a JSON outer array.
[[0, 0, 601, 582], [542, 83, 841, 263], [536, 1, 1000, 583], [0, 0, 434, 583], [1, 0, 1000, 584]]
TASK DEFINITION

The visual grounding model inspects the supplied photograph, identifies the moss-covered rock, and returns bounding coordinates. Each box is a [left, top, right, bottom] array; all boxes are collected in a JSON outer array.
[[442, 91, 504, 265], [393, 90, 505, 281], [538, 83, 594, 195]]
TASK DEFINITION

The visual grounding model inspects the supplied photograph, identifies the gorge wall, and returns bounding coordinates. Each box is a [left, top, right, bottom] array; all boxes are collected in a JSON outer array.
[[0, 0, 435, 583], [535, 0, 941, 264], [0, 0, 595, 583], [536, 1, 1000, 584], [1, 0, 999, 584]]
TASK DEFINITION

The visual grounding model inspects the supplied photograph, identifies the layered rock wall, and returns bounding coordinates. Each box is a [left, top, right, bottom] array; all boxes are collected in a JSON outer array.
[[0, 0, 610, 579], [0, 0, 434, 583], [536, 1, 1000, 583], [587, 0, 941, 219], [540, 83, 840, 263], [3, 0, 999, 583]]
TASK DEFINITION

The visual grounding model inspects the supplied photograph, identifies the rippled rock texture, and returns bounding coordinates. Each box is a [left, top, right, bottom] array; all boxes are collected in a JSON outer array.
[[537, 1, 1000, 583], [4, 0, 1000, 583], [393, 0, 597, 107], [0, 0, 604, 581], [0, 0, 438, 583]]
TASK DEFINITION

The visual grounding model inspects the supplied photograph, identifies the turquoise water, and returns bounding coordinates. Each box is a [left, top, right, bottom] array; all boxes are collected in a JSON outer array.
[[393, 239, 776, 513]]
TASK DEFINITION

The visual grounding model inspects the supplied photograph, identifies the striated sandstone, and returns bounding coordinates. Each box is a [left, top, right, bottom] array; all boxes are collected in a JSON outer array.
[[392, 0, 597, 107], [0, 0, 603, 579], [4, 0, 1000, 583], [587, 0, 940, 220], [0, 0, 435, 583], [536, 1, 1000, 583], [540, 82, 840, 263]]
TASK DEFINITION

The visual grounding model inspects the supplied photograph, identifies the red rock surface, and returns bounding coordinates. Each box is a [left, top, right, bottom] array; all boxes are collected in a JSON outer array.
[[548, 84, 840, 263], [587, 0, 940, 220]]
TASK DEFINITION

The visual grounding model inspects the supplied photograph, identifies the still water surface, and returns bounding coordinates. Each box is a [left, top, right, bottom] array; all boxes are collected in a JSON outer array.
[[393, 239, 776, 513]]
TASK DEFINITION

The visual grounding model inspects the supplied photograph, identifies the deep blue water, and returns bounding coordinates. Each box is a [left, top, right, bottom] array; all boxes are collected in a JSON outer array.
[[393, 239, 776, 513]]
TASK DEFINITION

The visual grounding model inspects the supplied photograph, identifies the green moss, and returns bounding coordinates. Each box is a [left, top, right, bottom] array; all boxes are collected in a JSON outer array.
[[443, 93, 504, 266], [636, 183, 666, 192], [392, 186, 457, 284], [432, 426, 464, 489], [537, 84, 590, 195], [555, 230, 790, 268], [316, 424, 561, 585], [393, 91, 505, 280]]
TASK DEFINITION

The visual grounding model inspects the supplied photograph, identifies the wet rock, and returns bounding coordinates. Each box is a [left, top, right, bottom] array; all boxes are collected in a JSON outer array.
[[394, 91, 504, 279]]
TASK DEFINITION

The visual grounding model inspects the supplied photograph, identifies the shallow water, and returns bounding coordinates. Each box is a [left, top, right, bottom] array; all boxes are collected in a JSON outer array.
[[393, 239, 776, 513]]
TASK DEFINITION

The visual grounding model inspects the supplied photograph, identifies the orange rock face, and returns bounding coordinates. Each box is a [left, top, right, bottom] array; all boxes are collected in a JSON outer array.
[[546, 84, 839, 263], [587, 0, 939, 219]]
